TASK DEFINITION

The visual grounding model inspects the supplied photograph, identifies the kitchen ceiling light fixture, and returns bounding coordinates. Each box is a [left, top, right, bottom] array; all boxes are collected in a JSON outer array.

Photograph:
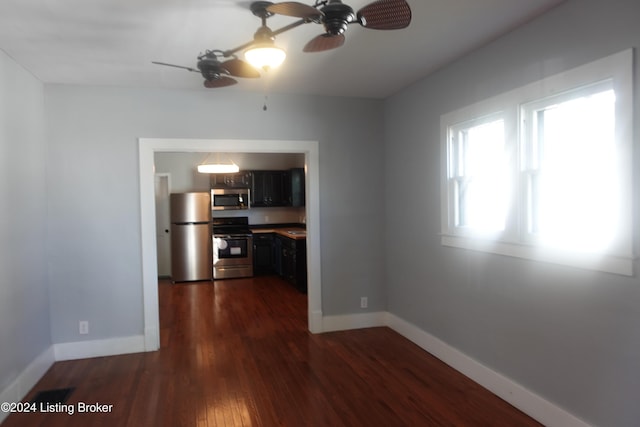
[[152, 0, 411, 88], [197, 153, 240, 173], [197, 163, 240, 174]]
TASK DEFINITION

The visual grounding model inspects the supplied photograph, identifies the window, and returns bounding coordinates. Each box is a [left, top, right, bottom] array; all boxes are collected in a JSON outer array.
[[448, 115, 508, 234], [521, 81, 618, 251], [441, 49, 633, 275]]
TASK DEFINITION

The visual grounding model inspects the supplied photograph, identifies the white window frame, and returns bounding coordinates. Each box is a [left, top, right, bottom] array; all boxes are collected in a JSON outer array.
[[440, 49, 634, 276]]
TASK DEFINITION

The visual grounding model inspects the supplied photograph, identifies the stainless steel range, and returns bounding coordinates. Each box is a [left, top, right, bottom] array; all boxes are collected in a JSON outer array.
[[212, 216, 253, 279]]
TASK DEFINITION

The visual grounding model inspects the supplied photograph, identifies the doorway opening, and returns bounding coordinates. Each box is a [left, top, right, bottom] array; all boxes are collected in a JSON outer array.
[[154, 173, 171, 278], [139, 138, 322, 351]]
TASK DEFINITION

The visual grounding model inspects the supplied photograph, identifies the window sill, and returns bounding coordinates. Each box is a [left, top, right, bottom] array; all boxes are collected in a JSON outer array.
[[441, 234, 634, 276]]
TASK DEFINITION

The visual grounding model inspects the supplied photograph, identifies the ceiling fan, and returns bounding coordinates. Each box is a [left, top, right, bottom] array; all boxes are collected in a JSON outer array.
[[152, 0, 412, 88], [152, 50, 260, 88], [268, 0, 412, 52]]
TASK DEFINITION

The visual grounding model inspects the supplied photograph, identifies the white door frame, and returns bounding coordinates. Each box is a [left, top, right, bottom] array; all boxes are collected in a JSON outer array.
[[138, 138, 322, 351]]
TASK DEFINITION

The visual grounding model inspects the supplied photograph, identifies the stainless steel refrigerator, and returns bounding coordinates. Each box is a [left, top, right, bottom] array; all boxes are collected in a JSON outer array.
[[170, 192, 212, 282]]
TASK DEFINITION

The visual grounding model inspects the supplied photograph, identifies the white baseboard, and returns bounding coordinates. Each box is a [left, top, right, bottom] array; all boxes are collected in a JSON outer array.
[[386, 313, 591, 427], [0, 346, 55, 424], [53, 335, 146, 361], [144, 326, 160, 352], [321, 311, 387, 332], [309, 309, 324, 334]]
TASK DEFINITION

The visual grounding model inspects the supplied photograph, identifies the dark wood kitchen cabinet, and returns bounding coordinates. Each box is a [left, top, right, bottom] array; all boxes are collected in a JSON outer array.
[[253, 231, 307, 293], [253, 233, 276, 275], [251, 170, 290, 207], [277, 235, 307, 293], [289, 168, 305, 207], [209, 169, 304, 208], [250, 168, 305, 207]]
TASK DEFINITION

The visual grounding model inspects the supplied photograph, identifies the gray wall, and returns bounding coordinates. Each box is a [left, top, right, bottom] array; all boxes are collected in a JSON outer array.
[[0, 50, 51, 391], [383, 1, 640, 426], [44, 86, 386, 343]]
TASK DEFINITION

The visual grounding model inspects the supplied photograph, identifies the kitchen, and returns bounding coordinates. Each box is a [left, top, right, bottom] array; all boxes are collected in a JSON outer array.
[[155, 151, 309, 292]]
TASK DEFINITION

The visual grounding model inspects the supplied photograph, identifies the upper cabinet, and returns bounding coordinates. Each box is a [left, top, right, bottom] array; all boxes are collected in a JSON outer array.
[[251, 170, 288, 207], [211, 169, 305, 208], [289, 168, 305, 207]]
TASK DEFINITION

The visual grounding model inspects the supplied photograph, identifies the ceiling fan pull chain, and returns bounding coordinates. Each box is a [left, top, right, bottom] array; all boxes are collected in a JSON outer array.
[[261, 69, 272, 111]]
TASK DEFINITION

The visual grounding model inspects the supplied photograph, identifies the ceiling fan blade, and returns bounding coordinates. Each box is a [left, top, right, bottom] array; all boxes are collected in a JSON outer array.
[[151, 61, 199, 73], [266, 2, 323, 19], [221, 58, 260, 78], [204, 76, 238, 88], [357, 0, 412, 30], [303, 33, 346, 53]]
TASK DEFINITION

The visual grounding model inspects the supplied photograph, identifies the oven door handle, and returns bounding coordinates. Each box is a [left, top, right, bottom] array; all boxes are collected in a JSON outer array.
[[214, 234, 252, 239]]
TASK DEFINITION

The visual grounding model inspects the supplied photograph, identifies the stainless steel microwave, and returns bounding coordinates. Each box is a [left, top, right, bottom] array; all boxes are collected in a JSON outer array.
[[211, 188, 250, 210]]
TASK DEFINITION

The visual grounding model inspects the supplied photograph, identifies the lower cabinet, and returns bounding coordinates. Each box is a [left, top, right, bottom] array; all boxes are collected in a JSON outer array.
[[278, 236, 307, 293], [253, 233, 276, 275], [253, 232, 307, 293]]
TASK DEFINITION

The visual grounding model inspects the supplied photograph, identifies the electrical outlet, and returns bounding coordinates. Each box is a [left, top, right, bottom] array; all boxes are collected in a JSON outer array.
[[265, 215, 270, 223], [79, 321, 89, 335], [360, 297, 368, 309]]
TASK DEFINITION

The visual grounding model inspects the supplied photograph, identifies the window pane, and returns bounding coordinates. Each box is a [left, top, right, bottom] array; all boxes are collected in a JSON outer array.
[[454, 119, 507, 232], [532, 89, 617, 250]]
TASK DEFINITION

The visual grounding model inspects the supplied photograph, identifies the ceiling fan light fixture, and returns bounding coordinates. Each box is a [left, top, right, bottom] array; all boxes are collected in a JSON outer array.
[[152, 0, 412, 87], [245, 43, 286, 71]]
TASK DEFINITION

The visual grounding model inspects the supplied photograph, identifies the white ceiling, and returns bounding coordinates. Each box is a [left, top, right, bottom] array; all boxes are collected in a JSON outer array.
[[0, 0, 564, 98]]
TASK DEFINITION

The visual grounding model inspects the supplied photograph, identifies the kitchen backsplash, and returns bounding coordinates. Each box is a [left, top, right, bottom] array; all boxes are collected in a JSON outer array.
[[211, 206, 305, 225]]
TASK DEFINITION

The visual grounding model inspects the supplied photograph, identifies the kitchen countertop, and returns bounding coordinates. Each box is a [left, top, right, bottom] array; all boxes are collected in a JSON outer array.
[[251, 227, 306, 240]]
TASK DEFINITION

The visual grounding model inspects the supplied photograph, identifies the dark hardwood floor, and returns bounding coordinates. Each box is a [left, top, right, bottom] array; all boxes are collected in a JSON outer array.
[[3, 276, 541, 426]]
